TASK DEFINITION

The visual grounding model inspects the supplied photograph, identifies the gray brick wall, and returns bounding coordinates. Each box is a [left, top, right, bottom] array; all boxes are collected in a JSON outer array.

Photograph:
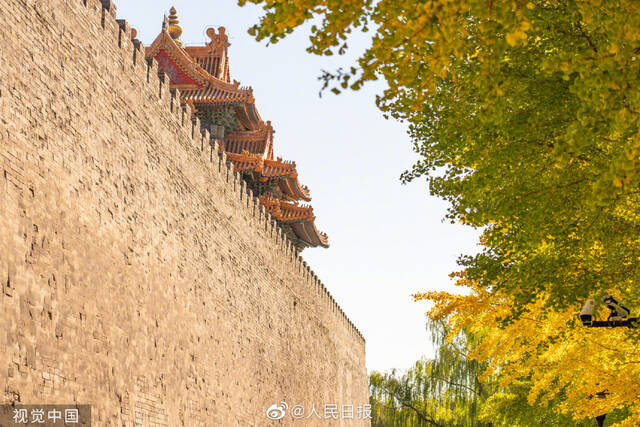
[[0, 0, 368, 425]]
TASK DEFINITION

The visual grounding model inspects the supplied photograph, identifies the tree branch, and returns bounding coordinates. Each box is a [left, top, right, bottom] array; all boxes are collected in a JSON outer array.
[[400, 401, 444, 427]]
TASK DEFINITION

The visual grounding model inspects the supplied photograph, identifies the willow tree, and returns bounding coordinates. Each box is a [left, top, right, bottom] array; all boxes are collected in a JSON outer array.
[[369, 321, 492, 427]]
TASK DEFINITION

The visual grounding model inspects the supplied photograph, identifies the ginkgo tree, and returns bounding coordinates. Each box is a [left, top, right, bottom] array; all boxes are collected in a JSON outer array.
[[414, 284, 637, 425], [239, 0, 640, 424], [240, 0, 640, 307]]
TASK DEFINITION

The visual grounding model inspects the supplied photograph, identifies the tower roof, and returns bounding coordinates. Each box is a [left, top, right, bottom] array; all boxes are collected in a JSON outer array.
[[259, 196, 329, 248], [146, 8, 328, 249], [184, 26, 231, 82], [223, 124, 274, 158], [226, 152, 311, 202]]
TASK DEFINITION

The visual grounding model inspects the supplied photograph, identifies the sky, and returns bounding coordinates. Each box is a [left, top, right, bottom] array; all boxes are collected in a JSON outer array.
[[116, 1, 480, 374]]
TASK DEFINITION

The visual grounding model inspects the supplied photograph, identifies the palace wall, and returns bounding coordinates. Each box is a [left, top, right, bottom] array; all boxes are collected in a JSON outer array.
[[0, 0, 367, 425]]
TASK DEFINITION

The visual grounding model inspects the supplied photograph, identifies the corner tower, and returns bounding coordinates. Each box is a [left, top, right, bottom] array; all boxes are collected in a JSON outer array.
[[145, 8, 329, 250]]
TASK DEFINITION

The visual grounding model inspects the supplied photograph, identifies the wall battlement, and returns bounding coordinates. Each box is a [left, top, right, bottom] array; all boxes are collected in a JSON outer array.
[[0, 0, 367, 424], [114, 6, 364, 342]]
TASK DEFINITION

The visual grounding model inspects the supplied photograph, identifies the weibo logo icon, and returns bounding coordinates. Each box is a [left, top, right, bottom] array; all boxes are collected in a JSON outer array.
[[266, 401, 288, 420]]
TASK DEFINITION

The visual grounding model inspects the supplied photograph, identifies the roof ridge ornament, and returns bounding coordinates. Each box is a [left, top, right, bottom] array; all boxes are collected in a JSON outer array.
[[168, 6, 183, 46], [206, 27, 231, 49]]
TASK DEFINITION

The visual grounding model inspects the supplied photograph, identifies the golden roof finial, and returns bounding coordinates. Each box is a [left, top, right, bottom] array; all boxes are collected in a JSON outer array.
[[168, 6, 183, 46]]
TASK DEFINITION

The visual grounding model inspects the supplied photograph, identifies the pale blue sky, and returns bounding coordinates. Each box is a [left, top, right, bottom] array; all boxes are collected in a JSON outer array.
[[116, 1, 480, 373]]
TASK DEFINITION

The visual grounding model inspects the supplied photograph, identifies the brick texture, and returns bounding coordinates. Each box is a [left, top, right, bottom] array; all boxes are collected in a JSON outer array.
[[0, 0, 368, 425]]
